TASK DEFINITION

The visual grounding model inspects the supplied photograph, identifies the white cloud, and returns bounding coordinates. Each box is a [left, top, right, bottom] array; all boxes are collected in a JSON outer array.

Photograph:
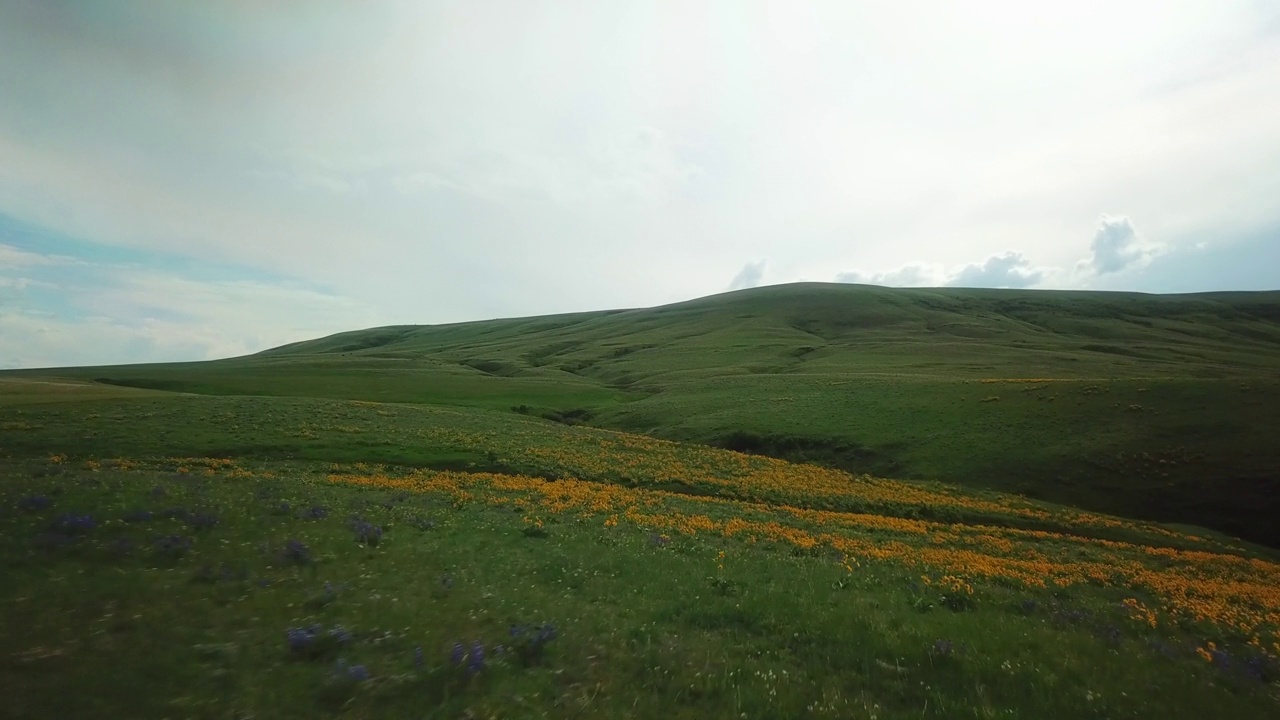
[[0, 275, 53, 291], [0, 263, 379, 369], [1080, 215, 1163, 275], [948, 251, 1044, 288], [836, 251, 1044, 289], [835, 263, 947, 287], [0, 243, 81, 268], [728, 259, 768, 291]]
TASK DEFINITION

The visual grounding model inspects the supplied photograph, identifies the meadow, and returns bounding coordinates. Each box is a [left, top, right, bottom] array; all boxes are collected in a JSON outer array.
[[1, 379, 1278, 718], [3, 283, 1279, 718], [17, 283, 1280, 545]]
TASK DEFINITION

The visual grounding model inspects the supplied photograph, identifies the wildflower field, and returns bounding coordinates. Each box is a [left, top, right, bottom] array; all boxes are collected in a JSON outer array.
[[1, 384, 1278, 718]]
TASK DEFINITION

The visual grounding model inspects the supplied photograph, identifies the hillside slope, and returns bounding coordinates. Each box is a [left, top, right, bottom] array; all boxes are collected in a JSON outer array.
[[9, 283, 1280, 545]]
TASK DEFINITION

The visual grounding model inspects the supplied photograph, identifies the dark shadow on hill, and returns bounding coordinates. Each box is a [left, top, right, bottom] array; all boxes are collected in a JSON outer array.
[[1073, 466, 1280, 549], [711, 431, 910, 478], [95, 377, 194, 393]]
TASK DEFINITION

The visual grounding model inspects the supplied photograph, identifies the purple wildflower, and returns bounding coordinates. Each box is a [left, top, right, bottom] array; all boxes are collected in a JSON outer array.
[[328, 625, 352, 644], [152, 534, 192, 557], [282, 539, 311, 564], [467, 642, 485, 674], [352, 521, 382, 546], [18, 495, 51, 511], [287, 626, 318, 653], [53, 513, 96, 534], [333, 658, 369, 681], [186, 512, 219, 530]]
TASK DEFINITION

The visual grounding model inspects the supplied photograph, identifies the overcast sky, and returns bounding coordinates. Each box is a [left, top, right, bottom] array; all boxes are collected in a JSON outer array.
[[2, 1, 1279, 368]]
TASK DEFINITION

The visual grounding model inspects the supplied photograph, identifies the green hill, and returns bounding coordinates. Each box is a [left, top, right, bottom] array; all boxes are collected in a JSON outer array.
[[9, 282, 1280, 545]]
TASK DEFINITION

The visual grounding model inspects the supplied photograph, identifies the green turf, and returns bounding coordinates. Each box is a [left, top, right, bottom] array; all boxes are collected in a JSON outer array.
[[2, 408, 1277, 718]]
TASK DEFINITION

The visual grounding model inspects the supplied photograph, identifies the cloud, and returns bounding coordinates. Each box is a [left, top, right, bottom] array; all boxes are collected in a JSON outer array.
[[0, 243, 81, 267], [1082, 215, 1163, 275], [835, 263, 946, 287], [948, 252, 1044, 288], [0, 250, 379, 368], [837, 252, 1043, 289], [729, 260, 768, 291], [0, 275, 52, 291]]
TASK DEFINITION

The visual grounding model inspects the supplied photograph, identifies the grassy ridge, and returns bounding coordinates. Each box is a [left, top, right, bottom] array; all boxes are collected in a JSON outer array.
[[8, 283, 1279, 545]]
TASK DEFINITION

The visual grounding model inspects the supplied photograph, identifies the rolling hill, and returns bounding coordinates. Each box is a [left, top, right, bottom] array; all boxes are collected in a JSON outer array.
[[9, 282, 1280, 545]]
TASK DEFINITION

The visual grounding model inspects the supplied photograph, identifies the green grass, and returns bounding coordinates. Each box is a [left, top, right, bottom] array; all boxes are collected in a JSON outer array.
[[3, 456, 1277, 719], [2, 341, 1279, 720], [4, 282, 1280, 716], [7, 283, 1279, 545]]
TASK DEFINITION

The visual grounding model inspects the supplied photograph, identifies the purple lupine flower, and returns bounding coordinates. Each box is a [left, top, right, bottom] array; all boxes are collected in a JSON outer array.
[[53, 513, 96, 534], [332, 658, 368, 681], [467, 642, 485, 674], [18, 495, 51, 511], [1244, 655, 1269, 683], [450, 642, 465, 665], [287, 626, 318, 653], [282, 539, 311, 564], [153, 534, 193, 557], [186, 512, 219, 530], [932, 639, 953, 657], [413, 645, 424, 669], [534, 624, 557, 646], [1101, 625, 1123, 646], [352, 521, 382, 546], [328, 626, 352, 644]]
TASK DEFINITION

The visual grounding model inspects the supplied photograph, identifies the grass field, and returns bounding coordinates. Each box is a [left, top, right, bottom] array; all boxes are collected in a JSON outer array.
[[2, 283, 1279, 717], [11, 283, 1280, 544]]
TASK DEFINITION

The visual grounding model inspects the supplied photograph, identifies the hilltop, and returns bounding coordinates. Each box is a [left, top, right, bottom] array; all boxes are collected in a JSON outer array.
[[8, 282, 1280, 544]]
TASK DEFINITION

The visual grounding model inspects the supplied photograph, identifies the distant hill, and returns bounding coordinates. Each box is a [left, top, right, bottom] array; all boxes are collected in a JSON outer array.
[[13, 282, 1280, 545]]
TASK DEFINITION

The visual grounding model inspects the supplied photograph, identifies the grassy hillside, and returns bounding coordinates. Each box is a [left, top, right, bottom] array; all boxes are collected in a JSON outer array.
[[1, 386, 1278, 718], [7, 283, 1280, 545]]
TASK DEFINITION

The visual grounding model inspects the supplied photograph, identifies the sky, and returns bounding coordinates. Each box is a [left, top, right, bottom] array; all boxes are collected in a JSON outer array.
[[1, 1, 1278, 369]]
